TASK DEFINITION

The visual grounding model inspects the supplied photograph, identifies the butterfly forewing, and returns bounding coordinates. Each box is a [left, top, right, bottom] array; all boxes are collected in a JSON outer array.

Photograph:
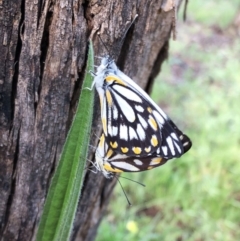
[[101, 74, 189, 158]]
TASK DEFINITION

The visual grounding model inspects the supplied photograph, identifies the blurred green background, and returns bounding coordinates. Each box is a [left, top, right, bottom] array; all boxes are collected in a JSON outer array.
[[96, 1, 240, 240]]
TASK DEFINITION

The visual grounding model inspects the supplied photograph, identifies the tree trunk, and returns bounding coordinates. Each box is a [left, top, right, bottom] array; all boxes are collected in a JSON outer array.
[[0, 0, 179, 240]]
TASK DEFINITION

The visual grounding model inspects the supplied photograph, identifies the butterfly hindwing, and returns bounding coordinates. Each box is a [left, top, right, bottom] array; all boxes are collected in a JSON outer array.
[[106, 153, 169, 173], [95, 134, 169, 178]]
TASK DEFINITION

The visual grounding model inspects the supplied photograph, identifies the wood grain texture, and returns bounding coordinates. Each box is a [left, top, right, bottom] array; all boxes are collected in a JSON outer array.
[[0, 0, 179, 240]]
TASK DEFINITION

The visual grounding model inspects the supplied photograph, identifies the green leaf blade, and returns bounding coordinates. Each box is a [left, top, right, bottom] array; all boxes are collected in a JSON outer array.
[[36, 41, 95, 241]]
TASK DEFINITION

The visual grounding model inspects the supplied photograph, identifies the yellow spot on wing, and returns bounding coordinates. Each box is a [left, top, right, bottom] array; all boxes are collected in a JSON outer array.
[[106, 149, 114, 158], [102, 118, 107, 135], [106, 90, 112, 106], [151, 135, 158, 147], [110, 141, 118, 148], [99, 134, 105, 148], [147, 107, 152, 113], [132, 147, 142, 155], [105, 75, 126, 86], [149, 116, 158, 130], [147, 166, 153, 170], [121, 147, 129, 153], [144, 146, 151, 153], [151, 157, 163, 165], [104, 163, 123, 173]]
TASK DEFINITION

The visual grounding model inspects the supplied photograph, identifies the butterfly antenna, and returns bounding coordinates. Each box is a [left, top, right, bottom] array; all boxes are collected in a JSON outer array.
[[119, 14, 138, 49], [98, 33, 110, 55], [114, 176, 132, 206], [119, 175, 145, 187]]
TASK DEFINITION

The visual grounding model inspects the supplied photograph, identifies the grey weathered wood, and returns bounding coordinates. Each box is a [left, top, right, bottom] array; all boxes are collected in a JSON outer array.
[[0, 0, 178, 240]]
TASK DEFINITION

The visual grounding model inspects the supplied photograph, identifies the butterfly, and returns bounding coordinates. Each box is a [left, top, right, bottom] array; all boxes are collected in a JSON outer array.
[[91, 56, 192, 159]]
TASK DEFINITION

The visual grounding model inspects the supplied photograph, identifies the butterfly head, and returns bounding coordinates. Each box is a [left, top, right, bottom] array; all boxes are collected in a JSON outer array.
[[94, 56, 118, 88], [99, 56, 116, 70]]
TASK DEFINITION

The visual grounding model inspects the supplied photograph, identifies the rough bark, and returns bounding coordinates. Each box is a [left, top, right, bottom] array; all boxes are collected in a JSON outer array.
[[0, 0, 179, 240]]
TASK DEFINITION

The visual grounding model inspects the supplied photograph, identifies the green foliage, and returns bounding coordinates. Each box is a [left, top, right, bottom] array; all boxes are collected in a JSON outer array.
[[180, 0, 240, 28], [36, 41, 94, 241], [96, 1, 240, 241]]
